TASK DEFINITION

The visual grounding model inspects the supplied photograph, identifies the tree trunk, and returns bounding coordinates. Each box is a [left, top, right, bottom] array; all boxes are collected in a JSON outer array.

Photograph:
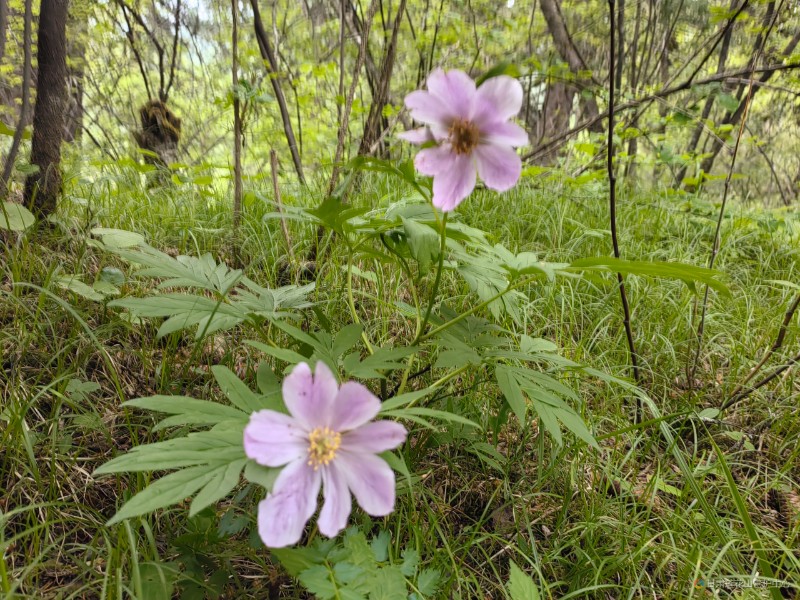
[[251, 0, 305, 184], [539, 0, 602, 131], [358, 0, 406, 157], [24, 0, 68, 217], [0, 0, 8, 63], [0, 0, 32, 198]]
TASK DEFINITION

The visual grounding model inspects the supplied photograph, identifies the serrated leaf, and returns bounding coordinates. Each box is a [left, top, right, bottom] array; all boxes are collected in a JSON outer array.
[[367, 565, 406, 599], [299, 565, 337, 599], [371, 531, 391, 563], [271, 547, 323, 577], [416, 568, 440, 596]]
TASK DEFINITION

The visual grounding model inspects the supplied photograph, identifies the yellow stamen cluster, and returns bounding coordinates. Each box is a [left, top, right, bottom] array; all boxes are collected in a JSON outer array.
[[449, 118, 481, 155], [307, 427, 342, 470]]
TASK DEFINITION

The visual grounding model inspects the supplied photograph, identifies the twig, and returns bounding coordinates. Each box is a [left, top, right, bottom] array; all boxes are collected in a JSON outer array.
[[607, 0, 642, 419], [727, 292, 800, 401], [522, 62, 800, 164], [722, 350, 800, 410]]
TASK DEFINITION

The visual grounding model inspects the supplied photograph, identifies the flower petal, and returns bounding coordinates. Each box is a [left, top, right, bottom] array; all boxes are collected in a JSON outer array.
[[338, 452, 397, 516], [244, 410, 307, 467], [405, 90, 452, 126], [341, 421, 407, 453], [426, 68, 475, 119], [317, 462, 352, 538], [257, 459, 321, 547], [475, 144, 522, 192], [432, 152, 477, 212], [482, 121, 529, 147], [282, 361, 339, 429], [415, 145, 457, 176], [474, 75, 523, 123], [397, 127, 435, 145], [330, 382, 382, 432]]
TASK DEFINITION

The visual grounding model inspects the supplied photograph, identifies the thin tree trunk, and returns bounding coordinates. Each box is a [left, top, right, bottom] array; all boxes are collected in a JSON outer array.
[[0, 0, 8, 63], [250, 0, 305, 184], [358, 0, 406, 157], [0, 0, 32, 199], [231, 0, 242, 234], [539, 0, 602, 131], [64, 1, 88, 143], [674, 0, 736, 185], [24, 0, 68, 217]]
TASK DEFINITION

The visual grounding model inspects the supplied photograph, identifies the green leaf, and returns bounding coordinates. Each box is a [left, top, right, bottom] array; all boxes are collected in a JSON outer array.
[[717, 92, 739, 113], [496, 365, 527, 425], [271, 547, 323, 577], [107, 466, 217, 525], [91, 227, 146, 248], [0, 202, 36, 231], [367, 565, 406, 599], [569, 256, 729, 296], [343, 346, 416, 379], [56, 276, 106, 302], [402, 217, 440, 274], [211, 365, 265, 413], [247, 340, 309, 365], [124, 396, 247, 431], [138, 562, 176, 600], [507, 561, 540, 600], [416, 569, 440, 596], [189, 458, 248, 516], [99, 267, 126, 285], [243, 460, 280, 490], [298, 565, 338, 599]]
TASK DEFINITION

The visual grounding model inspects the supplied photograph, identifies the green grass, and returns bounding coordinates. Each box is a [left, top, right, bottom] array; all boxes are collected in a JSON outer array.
[[2, 163, 799, 599]]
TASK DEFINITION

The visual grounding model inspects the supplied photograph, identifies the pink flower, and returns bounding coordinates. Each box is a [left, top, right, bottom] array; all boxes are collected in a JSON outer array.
[[399, 68, 528, 211], [244, 362, 407, 547]]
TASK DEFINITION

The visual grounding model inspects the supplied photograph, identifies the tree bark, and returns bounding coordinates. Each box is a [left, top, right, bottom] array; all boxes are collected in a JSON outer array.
[[539, 0, 602, 131], [24, 0, 68, 217], [250, 0, 305, 184]]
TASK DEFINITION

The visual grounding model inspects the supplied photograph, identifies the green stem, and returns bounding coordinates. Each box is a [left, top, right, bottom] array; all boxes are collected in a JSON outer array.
[[414, 212, 448, 344], [420, 273, 541, 343]]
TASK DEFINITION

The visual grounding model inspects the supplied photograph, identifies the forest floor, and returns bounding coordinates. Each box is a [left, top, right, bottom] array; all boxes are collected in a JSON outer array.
[[2, 168, 800, 599]]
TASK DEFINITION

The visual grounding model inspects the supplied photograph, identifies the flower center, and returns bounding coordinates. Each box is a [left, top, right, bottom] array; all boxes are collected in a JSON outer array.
[[307, 427, 342, 470], [448, 118, 481, 155]]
